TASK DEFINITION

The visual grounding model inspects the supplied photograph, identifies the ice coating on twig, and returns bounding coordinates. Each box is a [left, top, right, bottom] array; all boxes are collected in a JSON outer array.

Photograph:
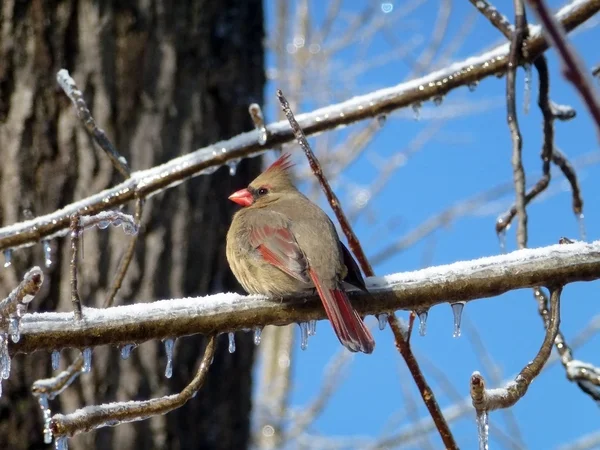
[[79, 211, 139, 236], [38, 393, 53, 444]]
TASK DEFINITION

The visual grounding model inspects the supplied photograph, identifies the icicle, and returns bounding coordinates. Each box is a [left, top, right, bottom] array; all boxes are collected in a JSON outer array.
[[51, 350, 61, 370], [497, 227, 507, 253], [9, 316, 20, 343], [377, 313, 388, 330], [376, 114, 387, 127], [122, 223, 138, 235], [3, 249, 12, 268], [308, 320, 317, 336], [81, 348, 92, 373], [477, 410, 489, 450], [468, 81, 479, 92], [97, 220, 110, 229], [451, 302, 465, 338], [433, 96, 444, 106], [253, 327, 262, 346], [228, 332, 236, 353], [120, 344, 135, 360], [0, 334, 10, 379], [38, 394, 53, 444], [411, 102, 421, 120], [299, 322, 309, 350], [523, 63, 532, 114], [43, 240, 52, 267], [577, 213, 587, 241], [164, 338, 174, 378], [227, 159, 239, 176], [417, 310, 428, 336], [54, 436, 68, 450]]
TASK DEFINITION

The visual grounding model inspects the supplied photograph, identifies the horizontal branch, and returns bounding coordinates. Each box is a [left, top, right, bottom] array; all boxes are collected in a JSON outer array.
[[12, 240, 600, 354], [0, 0, 597, 251]]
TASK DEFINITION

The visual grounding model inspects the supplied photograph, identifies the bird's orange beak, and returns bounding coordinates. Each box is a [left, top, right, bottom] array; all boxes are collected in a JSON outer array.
[[228, 188, 254, 207]]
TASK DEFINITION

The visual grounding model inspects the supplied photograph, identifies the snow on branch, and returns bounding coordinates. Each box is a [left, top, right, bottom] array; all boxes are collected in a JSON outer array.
[[11, 240, 600, 355], [0, 0, 597, 253]]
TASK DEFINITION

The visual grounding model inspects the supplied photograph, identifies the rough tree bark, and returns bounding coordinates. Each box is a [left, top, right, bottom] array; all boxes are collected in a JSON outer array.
[[0, 1, 264, 449]]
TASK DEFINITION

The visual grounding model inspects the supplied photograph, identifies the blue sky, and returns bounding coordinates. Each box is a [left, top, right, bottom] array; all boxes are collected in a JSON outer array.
[[258, 1, 600, 448]]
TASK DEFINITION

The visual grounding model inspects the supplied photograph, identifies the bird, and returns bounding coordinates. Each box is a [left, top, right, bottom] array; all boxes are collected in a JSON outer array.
[[225, 153, 375, 353]]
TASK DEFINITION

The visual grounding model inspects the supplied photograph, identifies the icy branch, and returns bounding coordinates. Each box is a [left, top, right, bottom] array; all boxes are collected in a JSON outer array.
[[11, 240, 600, 354], [0, 0, 597, 252], [0, 267, 44, 324], [50, 336, 216, 439]]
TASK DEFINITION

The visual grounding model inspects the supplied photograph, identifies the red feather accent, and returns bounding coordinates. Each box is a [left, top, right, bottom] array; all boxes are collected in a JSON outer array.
[[309, 268, 375, 354], [264, 152, 295, 175], [249, 222, 375, 354], [250, 224, 309, 283]]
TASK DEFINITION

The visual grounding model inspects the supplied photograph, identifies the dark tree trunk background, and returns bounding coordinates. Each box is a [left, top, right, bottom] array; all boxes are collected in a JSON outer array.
[[0, 1, 264, 449]]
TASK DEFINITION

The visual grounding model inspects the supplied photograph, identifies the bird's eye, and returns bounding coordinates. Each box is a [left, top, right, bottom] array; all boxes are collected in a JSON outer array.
[[257, 187, 269, 196]]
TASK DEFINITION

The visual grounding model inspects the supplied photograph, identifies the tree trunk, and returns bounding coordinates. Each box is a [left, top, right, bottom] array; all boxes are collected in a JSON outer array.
[[0, 1, 264, 449]]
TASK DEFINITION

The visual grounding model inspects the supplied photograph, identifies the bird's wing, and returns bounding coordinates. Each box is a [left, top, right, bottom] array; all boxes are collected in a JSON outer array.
[[249, 222, 311, 284], [340, 242, 368, 292]]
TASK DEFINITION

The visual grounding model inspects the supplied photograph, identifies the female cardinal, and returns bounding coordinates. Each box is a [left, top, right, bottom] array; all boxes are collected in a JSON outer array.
[[226, 153, 375, 353]]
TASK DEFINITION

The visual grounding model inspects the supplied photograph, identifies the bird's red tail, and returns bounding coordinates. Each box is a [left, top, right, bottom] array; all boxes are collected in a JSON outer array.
[[309, 269, 375, 354]]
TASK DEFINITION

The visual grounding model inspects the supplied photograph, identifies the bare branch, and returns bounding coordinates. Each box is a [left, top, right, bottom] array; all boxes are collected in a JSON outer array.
[[50, 335, 216, 440], [56, 69, 131, 179], [69, 215, 83, 321], [0, 267, 44, 324], [0, 0, 597, 252], [469, 0, 513, 38], [470, 286, 560, 411], [388, 316, 457, 449], [534, 286, 600, 402], [104, 197, 144, 308], [506, 0, 529, 249], [276, 89, 373, 276], [526, 0, 600, 137]]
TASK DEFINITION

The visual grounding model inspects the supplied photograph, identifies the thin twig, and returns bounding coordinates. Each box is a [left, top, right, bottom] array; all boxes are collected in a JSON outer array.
[[1, 1, 597, 252], [276, 90, 374, 275], [104, 197, 144, 308], [11, 240, 600, 355], [506, 0, 529, 249], [50, 335, 216, 438], [470, 0, 584, 234], [69, 215, 82, 321], [496, 56, 583, 234], [276, 89, 457, 450], [388, 316, 457, 448], [32, 357, 84, 398], [470, 0, 513, 37], [471, 286, 561, 411], [534, 285, 600, 402], [56, 70, 131, 179], [465, 319, 526, 447], [526, 0, 600, 137], [0, 267, 44, 322]]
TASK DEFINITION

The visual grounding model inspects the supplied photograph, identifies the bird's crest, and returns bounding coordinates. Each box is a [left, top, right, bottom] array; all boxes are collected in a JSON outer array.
[[264, 153, 295, 176]]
